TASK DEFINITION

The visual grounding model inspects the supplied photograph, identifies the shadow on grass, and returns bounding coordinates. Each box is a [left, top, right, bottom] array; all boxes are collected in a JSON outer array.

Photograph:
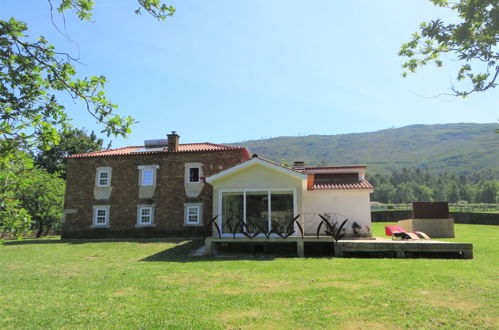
[[2, 238, 279, 262], [141, 240, 279, 262], [2, 238, 198, 246]]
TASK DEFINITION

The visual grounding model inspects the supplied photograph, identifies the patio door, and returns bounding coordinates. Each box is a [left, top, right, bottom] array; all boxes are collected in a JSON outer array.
[[246, 191, 269, 233], [221, 192, 243, 234], [220, 189, 296, 236]]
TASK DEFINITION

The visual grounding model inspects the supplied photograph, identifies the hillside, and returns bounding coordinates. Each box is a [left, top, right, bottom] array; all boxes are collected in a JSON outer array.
[[230, 123, 499, 176]]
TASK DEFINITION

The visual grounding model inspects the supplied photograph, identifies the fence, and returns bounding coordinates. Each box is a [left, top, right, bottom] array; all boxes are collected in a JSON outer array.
[[371, 203, 498, 213], [371, 211, 499, 225]]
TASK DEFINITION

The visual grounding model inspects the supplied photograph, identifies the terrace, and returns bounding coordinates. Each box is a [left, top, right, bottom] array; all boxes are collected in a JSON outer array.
[[203, 214, 473, 259]]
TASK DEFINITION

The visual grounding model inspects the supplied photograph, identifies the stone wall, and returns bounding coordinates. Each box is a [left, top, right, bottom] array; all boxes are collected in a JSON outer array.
[[371, 211, 499, 225], [62, 150, 247, 238]]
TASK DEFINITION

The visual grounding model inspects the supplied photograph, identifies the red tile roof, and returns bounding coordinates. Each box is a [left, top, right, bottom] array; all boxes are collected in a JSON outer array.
[[67, 143, 249, 159], [313, 179, 373, 190], [304, 166, 367, 174]]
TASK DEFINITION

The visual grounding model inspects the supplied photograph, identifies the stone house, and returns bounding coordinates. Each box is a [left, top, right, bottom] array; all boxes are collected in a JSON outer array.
[[61, 132, 250, 238]]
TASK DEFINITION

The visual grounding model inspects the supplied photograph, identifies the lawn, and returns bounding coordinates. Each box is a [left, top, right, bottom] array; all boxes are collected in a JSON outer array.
[[1, 223, 497, 329]]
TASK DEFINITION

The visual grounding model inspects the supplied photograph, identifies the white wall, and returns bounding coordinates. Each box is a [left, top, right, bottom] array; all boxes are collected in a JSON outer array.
[[208, 162, 373, 237], [302, 190, 372, 237], [211, 163, 305, 219]]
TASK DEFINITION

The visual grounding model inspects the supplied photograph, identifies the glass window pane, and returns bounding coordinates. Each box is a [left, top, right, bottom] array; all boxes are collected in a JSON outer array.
[[221, 192, 243, 234], [142, 169, 153, 185], [271, 192, 294, 234], [189, 168, 199, 182], [98, 171, 109, 186], [246, 191, 268, 233], [95, 208, 107, 224], [187, 207, 199, 223]]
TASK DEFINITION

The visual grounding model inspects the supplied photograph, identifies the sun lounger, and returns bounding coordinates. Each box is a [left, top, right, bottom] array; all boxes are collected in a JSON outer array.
[[384, 225, 430, 240]]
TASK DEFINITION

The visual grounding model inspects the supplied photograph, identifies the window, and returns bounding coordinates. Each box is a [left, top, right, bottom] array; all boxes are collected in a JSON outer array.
[[138, 165, 159, 186], [187, 206, 200, 224], [142, 169, 154, 186], [221, 192, 243, 234], [92, 206, 110, 226], [96, 167, 112, 187], [220, 190, 295, 236], [137, 206, 154, 225], [184, 203, 202, 225], [189, 167, 200, 182], [185, 163, 203, 184]]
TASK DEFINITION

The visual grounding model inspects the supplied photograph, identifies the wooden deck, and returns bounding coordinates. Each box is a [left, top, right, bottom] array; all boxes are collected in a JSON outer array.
[[204, 236, 473, 259]]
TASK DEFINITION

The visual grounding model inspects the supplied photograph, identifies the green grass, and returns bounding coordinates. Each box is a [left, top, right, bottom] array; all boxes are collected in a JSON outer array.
[[1, 223, 498, 329]]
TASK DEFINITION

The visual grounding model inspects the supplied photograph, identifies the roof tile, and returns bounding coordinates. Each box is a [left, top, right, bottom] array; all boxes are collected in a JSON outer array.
[[312, 180, 373, 190], [67, 143, 248, 158]]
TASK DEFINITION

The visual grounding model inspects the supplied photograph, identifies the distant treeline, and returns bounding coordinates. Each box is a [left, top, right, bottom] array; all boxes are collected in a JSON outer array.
[[367, 168, 498, 204]]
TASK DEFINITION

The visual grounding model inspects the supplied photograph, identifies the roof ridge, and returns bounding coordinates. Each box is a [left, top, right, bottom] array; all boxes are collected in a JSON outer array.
[[305, 165, 367, 169], [251, 155, 305, 174], [66, 143, 249, 158], [69, 145, 142, 157]]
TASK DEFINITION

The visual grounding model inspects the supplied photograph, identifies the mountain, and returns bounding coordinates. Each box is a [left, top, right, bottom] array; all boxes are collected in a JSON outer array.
[[229, 123, 499, 176]]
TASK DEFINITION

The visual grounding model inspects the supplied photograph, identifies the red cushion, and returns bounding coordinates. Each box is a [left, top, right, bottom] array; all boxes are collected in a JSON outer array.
[[384, 225, 407, 236]]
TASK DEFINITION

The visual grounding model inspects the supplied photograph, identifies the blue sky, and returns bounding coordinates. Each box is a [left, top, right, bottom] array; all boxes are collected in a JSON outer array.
[[1, 0, 497, 147]]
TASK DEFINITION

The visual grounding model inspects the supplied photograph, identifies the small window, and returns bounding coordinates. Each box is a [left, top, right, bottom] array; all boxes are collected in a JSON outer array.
[[189, 167, 200, 183], [186, 206, 200, 224], [93, 206, 110, 226], [142, 169, 154, 186], [137, 206, 154, 225], [96, 168, 111, 187], [138, 165, 158, 186]]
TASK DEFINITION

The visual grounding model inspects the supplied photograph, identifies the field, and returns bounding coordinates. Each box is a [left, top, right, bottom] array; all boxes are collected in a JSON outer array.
[[1, 223, 498, 329]]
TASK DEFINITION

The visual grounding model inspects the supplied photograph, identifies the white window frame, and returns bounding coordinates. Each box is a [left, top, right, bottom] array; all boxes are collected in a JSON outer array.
[[136, 205, 155, 226], [184, 203, 202, 226], [95, 167, 112, 187], [92, 205, 110, 227], [138, 165, 159, 186], [185, 163, 203, 184], [217, 188, 297, 237]]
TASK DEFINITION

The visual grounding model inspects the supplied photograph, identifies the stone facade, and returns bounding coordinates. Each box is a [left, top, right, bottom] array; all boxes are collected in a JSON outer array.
[[62, 149, 248, 239]]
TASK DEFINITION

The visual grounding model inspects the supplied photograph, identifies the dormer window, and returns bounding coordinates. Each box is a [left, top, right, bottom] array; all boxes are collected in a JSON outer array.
[[96, 167, 112, 187]]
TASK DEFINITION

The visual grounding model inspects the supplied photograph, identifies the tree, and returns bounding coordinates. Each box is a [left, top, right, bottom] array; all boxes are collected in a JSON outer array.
[[34, 128, 108, 179], [15, 167, 65, 237], [0, 1, 175, 160], [400, 0, 499, 97], [372, 183, 394, 203], [0, 151, 34, 238], [0, 195, 32, 239], [445, 181, 460, 202], [473, 180, 498, 203], [413, 184, 434, 201]]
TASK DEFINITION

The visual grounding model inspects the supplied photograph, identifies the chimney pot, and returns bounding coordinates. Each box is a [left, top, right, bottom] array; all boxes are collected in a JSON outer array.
[[292, 161, 305, 170], [167, 131, 180, 152]]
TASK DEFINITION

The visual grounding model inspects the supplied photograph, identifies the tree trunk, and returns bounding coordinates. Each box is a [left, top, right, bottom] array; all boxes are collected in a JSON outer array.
[[36, 219, 44, 238]]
